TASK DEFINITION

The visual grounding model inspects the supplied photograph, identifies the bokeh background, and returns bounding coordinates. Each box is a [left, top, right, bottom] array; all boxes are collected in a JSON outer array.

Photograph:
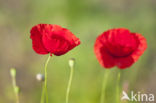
[[0, 0, 156, 103]]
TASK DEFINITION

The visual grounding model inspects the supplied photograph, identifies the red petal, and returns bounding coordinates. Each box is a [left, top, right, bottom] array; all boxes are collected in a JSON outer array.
[[94, 35, 115, 68], [42, 25, 80, 56], [115, 56, 134, 69], [30, 24, 49, 54], [115, 33, 147, 69], [131, 33, 147, 62]]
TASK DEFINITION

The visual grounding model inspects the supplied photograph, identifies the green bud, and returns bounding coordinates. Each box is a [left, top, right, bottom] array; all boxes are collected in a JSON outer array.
[[10, 68, 16, 77], [15, 86, 20, 93], [69, 58, 75, 68]]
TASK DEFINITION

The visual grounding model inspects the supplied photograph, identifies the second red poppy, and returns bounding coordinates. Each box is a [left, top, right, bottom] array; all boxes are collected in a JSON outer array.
[[94, 28, 147, 69]]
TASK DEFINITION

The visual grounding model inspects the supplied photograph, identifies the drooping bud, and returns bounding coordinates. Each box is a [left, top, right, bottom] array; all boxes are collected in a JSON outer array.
[[36, 73, 45, 82], [68, 58, 75, 68]]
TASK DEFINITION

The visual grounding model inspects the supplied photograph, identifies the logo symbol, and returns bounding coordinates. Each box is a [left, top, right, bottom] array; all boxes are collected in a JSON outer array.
[[121, 91, 130, 101]]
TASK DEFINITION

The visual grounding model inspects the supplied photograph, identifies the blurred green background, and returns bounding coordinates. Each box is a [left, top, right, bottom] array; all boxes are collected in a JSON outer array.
[[0, 0, 156, 103]]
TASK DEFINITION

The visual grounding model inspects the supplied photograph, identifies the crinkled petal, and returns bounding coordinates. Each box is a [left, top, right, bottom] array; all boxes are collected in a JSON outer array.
[[42, 24, 80, 56], [94, 35, 115, 68], [30, 24, 49, 54], [115, 33, 147, 69], [131, 33, 147, 61], [115, 56, 134, 69]]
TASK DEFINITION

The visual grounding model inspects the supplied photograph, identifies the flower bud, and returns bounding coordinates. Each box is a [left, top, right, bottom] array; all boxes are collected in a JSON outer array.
[[36, 73, 45, 82], [69, 58, 75, 68], [15, 86, 20, 93], [10, 68, 16, 77]]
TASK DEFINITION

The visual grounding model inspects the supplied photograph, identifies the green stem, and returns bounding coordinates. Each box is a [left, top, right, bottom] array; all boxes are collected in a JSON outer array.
[[116, 71, 121, 103], [40, 83, 45, 103], [100, 70, 110, 103], [66, 64, 74, 103], [11, 70, 19, 103], [40, 55, 51, 103]]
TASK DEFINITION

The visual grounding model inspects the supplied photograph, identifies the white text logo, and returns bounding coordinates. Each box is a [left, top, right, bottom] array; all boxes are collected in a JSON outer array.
[[121, 91, 154, 102]]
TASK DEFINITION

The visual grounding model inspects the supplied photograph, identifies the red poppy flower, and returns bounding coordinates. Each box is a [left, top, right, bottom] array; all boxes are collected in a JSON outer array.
[[30, 24, 80, 56], [94, 28, 147, 69]]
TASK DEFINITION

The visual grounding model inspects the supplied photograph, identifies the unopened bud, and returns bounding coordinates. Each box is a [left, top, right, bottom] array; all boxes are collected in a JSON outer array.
[[36, 73, 45, 82], [15, 86, 20, 93], [10, 68, 16, 77], [69, 58, 75, 68]]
